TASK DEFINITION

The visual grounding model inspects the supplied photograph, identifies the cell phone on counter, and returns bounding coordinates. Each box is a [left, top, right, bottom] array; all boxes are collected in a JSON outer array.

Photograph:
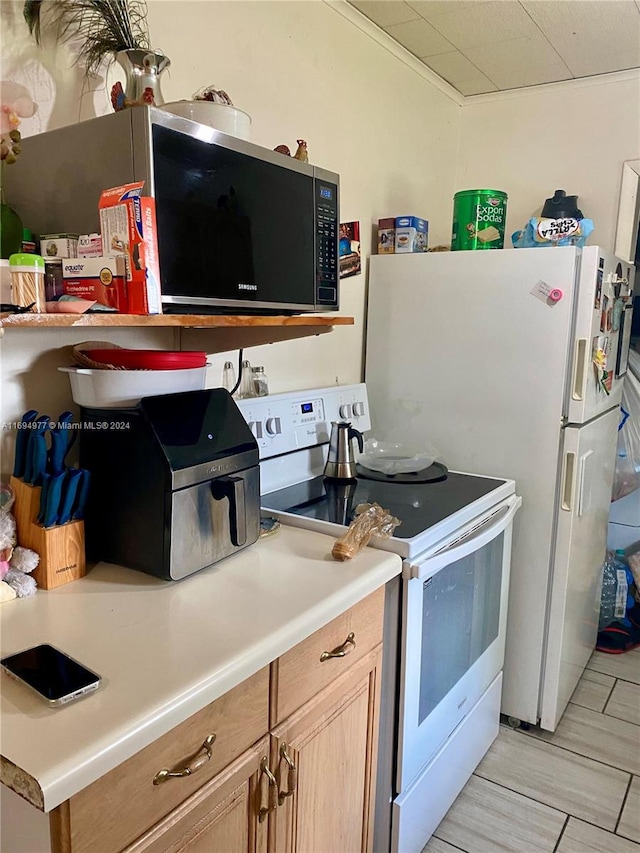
[[1, 644, 101, 706]]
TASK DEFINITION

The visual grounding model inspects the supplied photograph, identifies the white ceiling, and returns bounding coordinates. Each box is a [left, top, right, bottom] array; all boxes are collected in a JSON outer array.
[[347, 0, 640, 95]]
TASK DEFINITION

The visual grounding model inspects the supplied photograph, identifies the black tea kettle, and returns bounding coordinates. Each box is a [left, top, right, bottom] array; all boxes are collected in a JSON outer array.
[[323, 421, 364, 481]]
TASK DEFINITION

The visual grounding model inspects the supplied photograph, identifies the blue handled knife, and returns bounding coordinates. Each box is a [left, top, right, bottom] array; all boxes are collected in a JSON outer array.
[[48, 411, 75, 476], [57, 468, 83, 526], [37, 472, 51, 524], [24, 416, 50, 486], [13, 410, 38, 478], [42, 471, 65, 528], [71, 469, 91, 520]]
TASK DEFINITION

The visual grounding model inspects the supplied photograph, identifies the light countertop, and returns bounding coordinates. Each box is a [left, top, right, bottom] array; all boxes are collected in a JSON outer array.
[[0, 525, 401, 812]]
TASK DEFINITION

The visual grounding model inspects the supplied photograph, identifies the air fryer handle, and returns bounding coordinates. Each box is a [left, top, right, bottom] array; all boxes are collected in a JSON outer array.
[[211, 476, 247, 547]]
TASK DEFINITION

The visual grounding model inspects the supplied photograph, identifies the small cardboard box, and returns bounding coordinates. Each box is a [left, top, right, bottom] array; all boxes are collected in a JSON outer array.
[[395, 216, 428, 253], [62, 256, 127, 311], [40, 233, 79, 259], [78, 233, 103, 257], [377, 217, 395, 254], [99, 182, 162, 315]]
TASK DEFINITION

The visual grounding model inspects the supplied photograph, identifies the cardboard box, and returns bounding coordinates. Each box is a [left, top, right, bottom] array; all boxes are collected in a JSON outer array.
[[377, 217, 395, 254], [62, 256, 127, 311], [395, 216, 428, 253], [98, 182, 162, 314], [40, 233, 79, 259], [78, 233, 103, 257]]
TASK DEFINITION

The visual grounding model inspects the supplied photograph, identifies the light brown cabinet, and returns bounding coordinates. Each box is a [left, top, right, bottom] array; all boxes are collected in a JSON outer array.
[[269, 648, 381, 853], [46, 587, 385, 853], [124, 738, 269, 853]]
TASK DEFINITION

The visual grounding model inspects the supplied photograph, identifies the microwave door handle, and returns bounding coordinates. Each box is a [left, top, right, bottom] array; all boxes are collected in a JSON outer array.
[[211, 476, 247, 547], [409, 495, 522, 580]]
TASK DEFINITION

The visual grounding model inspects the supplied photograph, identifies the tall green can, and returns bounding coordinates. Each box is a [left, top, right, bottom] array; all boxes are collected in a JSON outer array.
[[451, 189, 508, 251]]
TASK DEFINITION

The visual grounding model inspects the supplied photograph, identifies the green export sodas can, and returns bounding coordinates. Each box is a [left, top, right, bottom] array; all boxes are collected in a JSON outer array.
[[451, 189, 508, 251]]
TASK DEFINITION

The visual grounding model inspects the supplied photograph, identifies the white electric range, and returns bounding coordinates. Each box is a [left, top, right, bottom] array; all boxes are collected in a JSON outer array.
[[237, 384, 521, 852]]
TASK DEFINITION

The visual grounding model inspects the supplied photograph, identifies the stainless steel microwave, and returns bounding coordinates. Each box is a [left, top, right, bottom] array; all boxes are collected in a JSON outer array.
[[6, 107, 340, 314]]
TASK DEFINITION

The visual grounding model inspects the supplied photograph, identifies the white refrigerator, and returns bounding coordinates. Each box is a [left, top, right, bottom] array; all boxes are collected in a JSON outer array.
[[366, 246, 635, 730]]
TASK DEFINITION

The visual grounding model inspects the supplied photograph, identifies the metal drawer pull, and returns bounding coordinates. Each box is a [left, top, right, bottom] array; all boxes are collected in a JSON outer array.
[[258, 757, 278, 822], [278, 743, 297, 804], [153, 734, 216, 785], [319, 632, 356, 662]]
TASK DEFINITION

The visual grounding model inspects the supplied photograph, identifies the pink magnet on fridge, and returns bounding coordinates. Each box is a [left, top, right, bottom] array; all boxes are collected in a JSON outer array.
[[549, 288, 563, 302]]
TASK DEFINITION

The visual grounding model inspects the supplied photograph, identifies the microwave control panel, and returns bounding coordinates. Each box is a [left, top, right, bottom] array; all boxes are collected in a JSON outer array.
[[315, 180, 338, 305]]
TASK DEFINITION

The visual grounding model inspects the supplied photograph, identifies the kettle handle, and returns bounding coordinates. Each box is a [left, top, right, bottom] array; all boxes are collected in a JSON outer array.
[[349, 427, 364, 454]]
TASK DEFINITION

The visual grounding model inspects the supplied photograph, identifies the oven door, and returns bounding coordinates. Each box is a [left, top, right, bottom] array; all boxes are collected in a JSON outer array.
[[397, 494, 521, 791]]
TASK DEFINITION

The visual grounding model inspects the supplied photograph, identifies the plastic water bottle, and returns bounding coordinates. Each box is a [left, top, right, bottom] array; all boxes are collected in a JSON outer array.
[[599, 550, 632, 630]]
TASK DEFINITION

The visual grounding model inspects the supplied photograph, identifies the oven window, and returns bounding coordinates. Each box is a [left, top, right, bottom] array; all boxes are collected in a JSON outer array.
[[418, 533, 504, 724]]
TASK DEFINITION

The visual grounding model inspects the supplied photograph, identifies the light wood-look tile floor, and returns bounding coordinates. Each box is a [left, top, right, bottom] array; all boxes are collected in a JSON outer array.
[[423, 648, 640, 853]]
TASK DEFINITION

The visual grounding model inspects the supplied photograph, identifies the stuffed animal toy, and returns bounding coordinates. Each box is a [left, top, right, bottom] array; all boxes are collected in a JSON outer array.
[[0, 484, 39, 599]]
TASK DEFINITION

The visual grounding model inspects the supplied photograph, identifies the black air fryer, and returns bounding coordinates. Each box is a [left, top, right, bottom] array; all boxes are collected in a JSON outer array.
[[79, 389, 260, 580]]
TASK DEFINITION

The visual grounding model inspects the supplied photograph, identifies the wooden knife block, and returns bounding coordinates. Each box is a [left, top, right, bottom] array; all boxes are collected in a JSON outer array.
[[9, 476, 86, 590]]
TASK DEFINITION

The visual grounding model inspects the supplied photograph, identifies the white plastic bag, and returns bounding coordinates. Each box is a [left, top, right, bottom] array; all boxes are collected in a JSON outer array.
[[612, 349, 640, 502]]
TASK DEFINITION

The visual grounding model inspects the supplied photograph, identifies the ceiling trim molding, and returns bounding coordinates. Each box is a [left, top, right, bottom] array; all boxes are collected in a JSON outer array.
[[459, 68, 640, 106], [324, 1, 639, 107], [324, 0, 465, 107]]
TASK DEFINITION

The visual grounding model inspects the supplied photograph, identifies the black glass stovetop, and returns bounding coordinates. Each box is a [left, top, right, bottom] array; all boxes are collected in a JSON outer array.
[[262, 472, 505, 540]]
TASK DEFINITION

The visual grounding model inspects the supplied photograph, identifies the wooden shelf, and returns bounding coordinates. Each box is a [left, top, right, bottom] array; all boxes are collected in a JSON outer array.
[[0, 313, 354, 353]]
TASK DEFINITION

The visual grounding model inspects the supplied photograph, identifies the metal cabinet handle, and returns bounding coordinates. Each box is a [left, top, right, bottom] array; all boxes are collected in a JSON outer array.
[[153, 734, 216, 785], [258, 757, 278, 822], [278, 743, 297, 804], [319, 632, 356, 662]]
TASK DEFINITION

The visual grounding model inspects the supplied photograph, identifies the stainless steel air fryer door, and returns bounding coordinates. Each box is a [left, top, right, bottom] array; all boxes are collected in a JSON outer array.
[[169, 467, 260, 580]]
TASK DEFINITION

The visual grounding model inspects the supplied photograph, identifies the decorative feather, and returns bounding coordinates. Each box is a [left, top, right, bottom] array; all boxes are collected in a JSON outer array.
[[22, 0, 150, 74], [23, 0, 44, 42]]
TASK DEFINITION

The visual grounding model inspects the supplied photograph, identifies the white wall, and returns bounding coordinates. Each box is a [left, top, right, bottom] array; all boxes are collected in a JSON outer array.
[[2, 0, 638, 476], [457, 72, 640, 253], [0, 0, 460, 476]]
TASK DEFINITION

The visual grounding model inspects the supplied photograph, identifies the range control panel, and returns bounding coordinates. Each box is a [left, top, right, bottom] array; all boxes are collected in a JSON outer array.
[[236, 383, 371, 459]]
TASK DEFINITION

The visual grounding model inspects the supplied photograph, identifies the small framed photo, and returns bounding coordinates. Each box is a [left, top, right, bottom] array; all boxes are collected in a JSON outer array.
[[339, 221, 361, 278]]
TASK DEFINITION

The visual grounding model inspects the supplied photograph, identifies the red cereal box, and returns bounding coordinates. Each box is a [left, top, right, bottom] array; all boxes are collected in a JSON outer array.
[[98, 182, 162, 314]]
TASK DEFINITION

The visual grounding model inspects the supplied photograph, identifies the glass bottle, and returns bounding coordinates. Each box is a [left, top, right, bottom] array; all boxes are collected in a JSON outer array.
[[237, 359, 256, 399], [252, 366, 269, 397], [221, 360, 237, 393]]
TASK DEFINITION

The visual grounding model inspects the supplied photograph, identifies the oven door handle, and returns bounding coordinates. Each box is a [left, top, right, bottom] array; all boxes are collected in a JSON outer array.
[[408, 495, 522, 580]]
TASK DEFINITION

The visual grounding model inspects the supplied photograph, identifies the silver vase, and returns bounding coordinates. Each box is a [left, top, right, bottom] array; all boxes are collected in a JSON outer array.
[[114, 49, 171, 109]]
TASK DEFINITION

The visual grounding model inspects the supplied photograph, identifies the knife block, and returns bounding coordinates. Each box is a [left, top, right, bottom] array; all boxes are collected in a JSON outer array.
[[9, 476, 86, 590]]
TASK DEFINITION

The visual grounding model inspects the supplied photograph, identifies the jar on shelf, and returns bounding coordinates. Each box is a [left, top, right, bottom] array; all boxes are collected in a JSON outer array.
[[236, 359, 256, 399], [252, 366, 269, 397], [9, 253, 45, 311], [221, 360, 237, 393]]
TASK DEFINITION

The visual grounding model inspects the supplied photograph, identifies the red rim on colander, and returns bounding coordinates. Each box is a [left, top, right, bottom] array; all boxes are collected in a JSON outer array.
[[84, 350, 207, 370]]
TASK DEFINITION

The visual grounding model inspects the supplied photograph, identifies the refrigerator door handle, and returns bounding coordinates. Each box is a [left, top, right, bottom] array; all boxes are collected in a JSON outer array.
[[561, 451, 577, 511], [572, 338, 588, 401]]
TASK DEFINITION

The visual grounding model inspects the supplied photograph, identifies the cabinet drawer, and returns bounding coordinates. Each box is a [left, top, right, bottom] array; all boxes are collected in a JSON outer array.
[[64, 667, 269, 853], [272, 587, 385, 724]]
